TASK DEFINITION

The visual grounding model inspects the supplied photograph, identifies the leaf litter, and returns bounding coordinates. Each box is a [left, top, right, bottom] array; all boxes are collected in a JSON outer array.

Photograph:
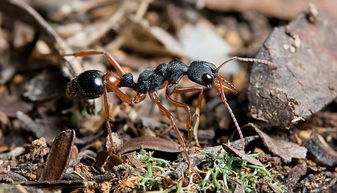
[[0, 0, 337, 192]]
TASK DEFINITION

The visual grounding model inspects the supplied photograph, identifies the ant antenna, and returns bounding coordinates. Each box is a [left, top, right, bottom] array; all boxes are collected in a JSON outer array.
[[216, 56, 278, 73]]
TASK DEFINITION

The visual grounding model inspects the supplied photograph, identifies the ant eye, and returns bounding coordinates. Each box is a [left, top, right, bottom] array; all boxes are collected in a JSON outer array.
[[202, 73, 214, 85]]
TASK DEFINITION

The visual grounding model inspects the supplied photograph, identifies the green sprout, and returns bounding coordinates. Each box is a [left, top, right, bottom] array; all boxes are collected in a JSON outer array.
[[137, 148, 171, 190], [198, 149, 284, 193]]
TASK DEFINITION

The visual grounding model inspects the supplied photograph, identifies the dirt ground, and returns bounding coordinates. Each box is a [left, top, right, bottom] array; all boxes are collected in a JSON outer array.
[[1, 0, 337, 193]]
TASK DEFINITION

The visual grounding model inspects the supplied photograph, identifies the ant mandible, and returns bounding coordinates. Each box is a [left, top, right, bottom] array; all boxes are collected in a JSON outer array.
[[62, 50, 276, 169]]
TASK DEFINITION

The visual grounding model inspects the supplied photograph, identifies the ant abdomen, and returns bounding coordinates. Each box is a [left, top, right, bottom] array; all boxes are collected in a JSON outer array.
[[67, 70, 104, 99]]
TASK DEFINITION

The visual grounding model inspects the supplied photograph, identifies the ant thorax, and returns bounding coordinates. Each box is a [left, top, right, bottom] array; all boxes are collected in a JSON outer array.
[[118, 59, 189, 93]]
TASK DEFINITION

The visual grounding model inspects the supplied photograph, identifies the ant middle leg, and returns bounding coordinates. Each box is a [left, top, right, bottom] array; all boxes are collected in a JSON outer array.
[[166, 84, 204, 147], [148, 91, 192, 172], [59, 51, 126, 77], [173, 93, 183, 122]]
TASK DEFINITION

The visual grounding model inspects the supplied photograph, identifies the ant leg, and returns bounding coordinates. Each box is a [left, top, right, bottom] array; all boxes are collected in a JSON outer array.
[[193, 91, 203, 147], [166, 86, 192, 147], [102, 86, 145, 152], [213, 74, 238, 94], [102, 85, 114, 153], [166, 85, 204, 147], [103, 72, 132, 104], [217, 78, 245, 150], [173, 93, 183, 122], [148, 91, 192, 172], [132, 92, 146, 104], [59, 51, 126, 77]]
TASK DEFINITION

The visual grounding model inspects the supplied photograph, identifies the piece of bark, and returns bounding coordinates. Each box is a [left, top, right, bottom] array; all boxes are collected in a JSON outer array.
[[248, 10, 337, 128]]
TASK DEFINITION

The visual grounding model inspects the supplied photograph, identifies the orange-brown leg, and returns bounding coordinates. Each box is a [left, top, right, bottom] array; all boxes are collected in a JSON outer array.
[[193, 90, 203, 147], [173, 93, 183, 122], [132, 92, 146, 104], [102, 88, 145, 150], [103, 72, 133, 104], [148, 91, 192, 172], [102, 85, 115, 152], [217, 78, 245, 150], [59, 51, 126, 77], [166, 85, 204, 147]]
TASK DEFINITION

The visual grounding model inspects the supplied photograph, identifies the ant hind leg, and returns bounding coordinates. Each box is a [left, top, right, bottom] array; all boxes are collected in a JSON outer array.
[[60, 50, 126, 77]]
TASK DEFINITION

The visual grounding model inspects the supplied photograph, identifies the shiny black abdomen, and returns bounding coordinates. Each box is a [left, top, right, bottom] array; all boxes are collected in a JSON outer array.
[[67, 70, 104, 99]]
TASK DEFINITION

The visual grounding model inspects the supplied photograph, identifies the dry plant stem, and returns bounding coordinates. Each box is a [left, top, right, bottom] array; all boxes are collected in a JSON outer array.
[[134, 0, 152, 21], [218, 82, 245, 150], [66, 2, 127, 48], [106, 0, 151, 51]]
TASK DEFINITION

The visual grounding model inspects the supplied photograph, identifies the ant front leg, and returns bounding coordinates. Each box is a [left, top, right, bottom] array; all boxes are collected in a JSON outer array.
[[60, 51, 126, 77], [148, 91, 192, 172], [216, 77, 245, 150], [166, 84, 204, 147]]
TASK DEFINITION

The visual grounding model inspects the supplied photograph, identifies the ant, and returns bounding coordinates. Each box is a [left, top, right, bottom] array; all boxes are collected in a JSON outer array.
[[61, 50, 276, 170]]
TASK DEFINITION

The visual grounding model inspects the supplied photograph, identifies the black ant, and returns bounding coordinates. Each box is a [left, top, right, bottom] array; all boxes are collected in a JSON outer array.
[[61, 51, 276, 170]]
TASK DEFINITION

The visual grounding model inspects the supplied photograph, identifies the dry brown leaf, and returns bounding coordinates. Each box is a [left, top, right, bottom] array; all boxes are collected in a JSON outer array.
[[249, 123, 307, 162], [223, 144, 264, 167], [39, 130, 76, 181]]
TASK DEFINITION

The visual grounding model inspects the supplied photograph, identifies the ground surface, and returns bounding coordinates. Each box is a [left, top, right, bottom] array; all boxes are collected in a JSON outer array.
[[0, 0, 337, 193]]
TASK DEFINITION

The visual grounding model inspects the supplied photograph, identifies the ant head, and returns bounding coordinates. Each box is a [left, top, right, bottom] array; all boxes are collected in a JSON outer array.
[[188, 61, 238, 93], [67, 70, 105, 99], [187, 61, 217, 87]]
